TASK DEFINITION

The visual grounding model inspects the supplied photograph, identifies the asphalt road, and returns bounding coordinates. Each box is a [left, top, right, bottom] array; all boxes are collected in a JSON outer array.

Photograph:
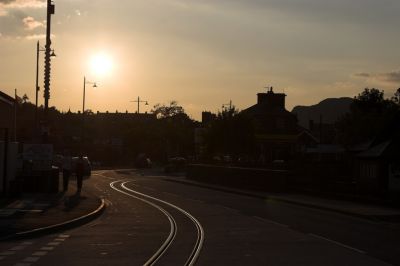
[[1, 169, 399, 266]]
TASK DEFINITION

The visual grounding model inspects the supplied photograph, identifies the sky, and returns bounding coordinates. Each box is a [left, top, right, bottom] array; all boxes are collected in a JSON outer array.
[[1, 0, 399, 120]]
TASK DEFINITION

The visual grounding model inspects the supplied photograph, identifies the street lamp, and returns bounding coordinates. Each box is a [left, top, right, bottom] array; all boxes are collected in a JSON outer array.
[[35, 40, 55, 131], [82, 76, 97, 114], [130, 96, 148, 114]]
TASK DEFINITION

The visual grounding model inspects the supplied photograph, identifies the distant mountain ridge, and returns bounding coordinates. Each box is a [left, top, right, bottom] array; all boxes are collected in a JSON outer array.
[[291, 97, 353, 129]]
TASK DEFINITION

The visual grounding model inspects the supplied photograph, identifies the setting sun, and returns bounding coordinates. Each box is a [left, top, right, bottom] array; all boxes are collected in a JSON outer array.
[[89, 53, 113, 77]]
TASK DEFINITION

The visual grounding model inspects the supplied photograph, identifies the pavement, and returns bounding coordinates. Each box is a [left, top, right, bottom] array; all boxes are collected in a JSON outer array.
[[156, 173, 400, 222], [0, 179, 105, 241]]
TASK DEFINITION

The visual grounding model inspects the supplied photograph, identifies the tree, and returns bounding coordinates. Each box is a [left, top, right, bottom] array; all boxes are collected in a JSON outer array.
[[391, 88, 400, 105], [204, 107, 255, 157], [336, 88, 400, 145], [152, 101, 185, 119]]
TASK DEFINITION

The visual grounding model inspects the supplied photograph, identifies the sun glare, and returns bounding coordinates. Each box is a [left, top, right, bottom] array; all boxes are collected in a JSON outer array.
[[89, 53, 113, 76]]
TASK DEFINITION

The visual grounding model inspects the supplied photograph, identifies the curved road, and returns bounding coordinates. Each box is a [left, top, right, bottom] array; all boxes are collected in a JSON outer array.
[[0, 169, 398, 265]]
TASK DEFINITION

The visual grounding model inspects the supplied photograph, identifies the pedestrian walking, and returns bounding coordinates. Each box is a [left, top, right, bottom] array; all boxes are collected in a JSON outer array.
[[76, 155, 85, 195], [62, 152, 72, 192]]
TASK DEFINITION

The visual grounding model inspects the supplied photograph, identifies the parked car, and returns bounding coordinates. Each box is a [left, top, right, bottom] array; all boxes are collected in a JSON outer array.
[[72, 156, 92, 176]]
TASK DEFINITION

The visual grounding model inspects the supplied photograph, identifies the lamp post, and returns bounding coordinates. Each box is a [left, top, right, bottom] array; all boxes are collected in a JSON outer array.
[[81, 76, 97, 146], [82, 76, 97, 115], [130, 96, 148, 114], [35, 41, 55, 131]]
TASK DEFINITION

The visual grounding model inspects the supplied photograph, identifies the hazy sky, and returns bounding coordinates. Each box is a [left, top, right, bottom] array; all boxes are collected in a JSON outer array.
[[1, 0, 399, 119]]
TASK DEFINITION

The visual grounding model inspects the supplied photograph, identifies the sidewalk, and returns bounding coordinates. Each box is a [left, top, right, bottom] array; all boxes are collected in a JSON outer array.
[[0, 184, 105, 241], [162, 175, 400, 222]]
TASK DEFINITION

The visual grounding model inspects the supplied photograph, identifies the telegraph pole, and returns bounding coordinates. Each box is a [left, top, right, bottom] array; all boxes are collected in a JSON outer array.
[[130, 97, 148, 114], [43, 0, 55, 120]]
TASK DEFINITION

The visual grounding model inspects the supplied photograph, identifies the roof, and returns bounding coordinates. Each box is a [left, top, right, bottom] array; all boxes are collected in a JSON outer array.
[[0, 91, 14, 106], [357, 140, 392, 158], [255, 134, 298, 141], [242, 104, 294, 117], [297, 129, 319, 143], [306, 144, 345, 154]]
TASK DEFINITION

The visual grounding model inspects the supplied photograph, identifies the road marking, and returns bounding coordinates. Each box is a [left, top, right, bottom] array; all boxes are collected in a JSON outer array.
[[21, 242, 33, 245], [121, 181, 205, 266], [32, 251, 47, 256], [0, 251, 15, 255], [219, 205, 239, 213], [58, 234, 70, 238], [308, 233, 366, 254], [40, 247, 54, 251], [252, 216, 289, 227], [23, 257, 40, 262], [47, 242, 60, 246], [10, 246, 25, 251], [54, 238, 66, 241]]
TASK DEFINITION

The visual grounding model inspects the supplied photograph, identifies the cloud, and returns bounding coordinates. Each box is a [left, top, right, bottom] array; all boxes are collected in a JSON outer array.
[[0, 0, 45, 16], [353, 72, 371, 78], [22, 15, 43, 30], [354, 70, 400, 84], [25, 33, 54, 40]]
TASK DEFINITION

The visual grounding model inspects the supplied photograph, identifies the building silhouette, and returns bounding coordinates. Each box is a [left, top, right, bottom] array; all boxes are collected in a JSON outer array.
[[241, 87, 299, 162]]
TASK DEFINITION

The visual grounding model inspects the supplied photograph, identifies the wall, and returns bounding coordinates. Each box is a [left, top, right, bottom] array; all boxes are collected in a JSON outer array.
[[0, 141, 18, 193], [187, 164, 288, 192]]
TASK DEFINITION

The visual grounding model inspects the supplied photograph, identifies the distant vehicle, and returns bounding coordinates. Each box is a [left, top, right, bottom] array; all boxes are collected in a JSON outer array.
[[72, 156, 92, 176]]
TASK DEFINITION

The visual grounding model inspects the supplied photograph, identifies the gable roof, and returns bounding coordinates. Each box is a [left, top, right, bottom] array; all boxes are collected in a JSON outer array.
[[0, 91, 14, 106]]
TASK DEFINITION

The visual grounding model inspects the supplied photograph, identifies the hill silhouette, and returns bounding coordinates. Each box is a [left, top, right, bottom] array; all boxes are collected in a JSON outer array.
[[292, 97, 353, 128]]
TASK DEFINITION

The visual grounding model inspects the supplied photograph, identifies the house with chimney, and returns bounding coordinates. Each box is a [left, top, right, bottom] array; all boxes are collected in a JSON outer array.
[[241, 87, 301, 162]]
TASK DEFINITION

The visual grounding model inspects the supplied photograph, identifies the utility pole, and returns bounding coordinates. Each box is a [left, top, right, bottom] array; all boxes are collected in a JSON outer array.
[[35, 41, 39, 129], [130, 97, 148, 114], [43, 0, 55, 120]]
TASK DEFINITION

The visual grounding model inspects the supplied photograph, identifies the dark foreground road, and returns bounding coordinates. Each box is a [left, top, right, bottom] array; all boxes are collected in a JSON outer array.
[[1, 169, 399, 266]]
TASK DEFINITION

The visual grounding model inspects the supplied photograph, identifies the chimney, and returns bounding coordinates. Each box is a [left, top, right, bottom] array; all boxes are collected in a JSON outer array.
[[257, 87, 286, 109]]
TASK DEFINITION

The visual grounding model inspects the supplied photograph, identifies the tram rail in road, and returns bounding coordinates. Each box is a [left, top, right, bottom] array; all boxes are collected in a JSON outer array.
[[110, 180, 204, 266]]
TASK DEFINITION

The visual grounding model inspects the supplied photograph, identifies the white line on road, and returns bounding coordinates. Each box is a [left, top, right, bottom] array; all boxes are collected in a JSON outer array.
[[308, 233, 366, 254], [10, 246, 25, 251], [40, 247, 54, 251], [23, 257, 40, 262], [47, 242, 60, 246], [219, 205, 239, 213], [252, 216, 289, 227], [32, 251, 47, 256], [0, 251, 15, 255]]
